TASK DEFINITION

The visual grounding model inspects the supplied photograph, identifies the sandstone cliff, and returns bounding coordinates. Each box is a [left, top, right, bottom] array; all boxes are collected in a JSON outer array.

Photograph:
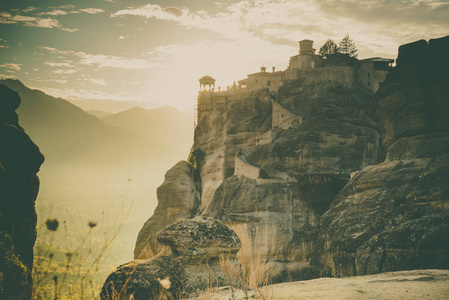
[[134, 161, 199, 259], [129, 36, 449, 288], [0, 85, 44, 299]]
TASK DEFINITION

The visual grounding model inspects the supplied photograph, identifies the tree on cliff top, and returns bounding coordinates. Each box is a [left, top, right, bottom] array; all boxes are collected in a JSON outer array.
[[319, 39, 338, 57], [338, 34, 358, 58]]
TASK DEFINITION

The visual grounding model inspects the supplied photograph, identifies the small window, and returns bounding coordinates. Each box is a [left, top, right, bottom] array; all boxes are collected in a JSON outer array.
[[302, 62, 305, 68], [267, 80, 271, 86], [255, 79, 258, 83]]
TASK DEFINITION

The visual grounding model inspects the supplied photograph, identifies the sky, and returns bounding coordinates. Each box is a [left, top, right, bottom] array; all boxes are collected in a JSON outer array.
[[0, 0, 448, 111]]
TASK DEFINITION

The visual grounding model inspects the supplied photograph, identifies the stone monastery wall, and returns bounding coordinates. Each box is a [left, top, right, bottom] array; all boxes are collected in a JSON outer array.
[[235, 154, 260, 179], [296, 66, 355, 86], [271, 100, 296, 128], [256, 130, 272, 145]]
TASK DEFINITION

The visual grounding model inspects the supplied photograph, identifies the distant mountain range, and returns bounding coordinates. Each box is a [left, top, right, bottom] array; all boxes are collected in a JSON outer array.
[[87, 109, 112, 119], [101, 106, 193, 151], [0, 79, 193, 167], [68, 99, 157, 114]]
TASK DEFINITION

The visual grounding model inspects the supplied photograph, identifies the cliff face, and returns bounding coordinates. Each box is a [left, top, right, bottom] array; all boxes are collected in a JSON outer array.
[[134, 161, 198, 259], [194, 91, 272, 209], [314, 36, 449, 276], [133, 36, 449, 283], [201, 72, 382, 280], [0, 85, 44, 299]]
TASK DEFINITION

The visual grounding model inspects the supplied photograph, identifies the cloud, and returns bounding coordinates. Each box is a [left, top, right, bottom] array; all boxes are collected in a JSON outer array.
[[112, 4, 193, 22], [55, 5, 76, 10], [0, 63, 21, 71], [0, 74, 16, 79], [52, 69, 77, 74], [0, 38, 8, 48], [39, 7, 105, 16], [0, 12, 77, 32], [77, 8, 105, 14], [23, 7, 39, 13], [86, 78, 108, 86], [112, 0, 449, 58], [39, 10, 69, 16], [53, 79, 68, 84], [45, 61, 74, 67], [163, 7, 185, 17], [39, 46, 159, 70]]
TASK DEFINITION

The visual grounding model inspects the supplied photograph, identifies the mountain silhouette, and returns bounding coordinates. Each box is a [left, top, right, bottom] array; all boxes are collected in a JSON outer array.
[[87, 109, 112, 119], [101, 106, 193, 151], [0, 79, 181, 166]]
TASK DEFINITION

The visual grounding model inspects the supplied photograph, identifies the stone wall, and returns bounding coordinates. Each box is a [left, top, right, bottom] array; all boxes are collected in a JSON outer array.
[[234, 153, 260, 179], [256, 130, 272, 145], [246, 72, 284, 93], [357, 62, 390, 93], [290, 66, 356, 86], [278, 116, 302, 130], [271, 100, 296, 128]]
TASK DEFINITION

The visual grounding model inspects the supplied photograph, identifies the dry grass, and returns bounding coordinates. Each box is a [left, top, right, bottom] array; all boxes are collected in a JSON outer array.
[[218, 223, 272, 300], [197, 281, 219, 300], [32, 197, 133, 299]]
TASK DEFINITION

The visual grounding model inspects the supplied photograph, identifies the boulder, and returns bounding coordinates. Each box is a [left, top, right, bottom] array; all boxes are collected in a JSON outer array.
[[157, 216, 241, 263], [102, 217, 241, 299]]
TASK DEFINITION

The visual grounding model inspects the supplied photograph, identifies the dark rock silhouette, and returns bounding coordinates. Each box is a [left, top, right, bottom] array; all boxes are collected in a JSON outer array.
[[314, 36, 449, 276], [0, 85, 44, 299]]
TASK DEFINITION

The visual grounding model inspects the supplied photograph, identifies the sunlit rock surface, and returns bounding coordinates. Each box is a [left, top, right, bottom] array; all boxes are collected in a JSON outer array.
[[194, 91, 273, 209], [134, 161, 198, 259], [201, 67, 382, 281], [0, 85, 44, 299]]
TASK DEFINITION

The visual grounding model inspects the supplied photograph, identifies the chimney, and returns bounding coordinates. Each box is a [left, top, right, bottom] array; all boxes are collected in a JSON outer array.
[[272, 67, 275, 73], [261, 66, 266, 73]]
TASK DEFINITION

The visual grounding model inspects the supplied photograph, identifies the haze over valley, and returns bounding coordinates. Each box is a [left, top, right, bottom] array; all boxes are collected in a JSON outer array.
[[0, 78, 194, 264]]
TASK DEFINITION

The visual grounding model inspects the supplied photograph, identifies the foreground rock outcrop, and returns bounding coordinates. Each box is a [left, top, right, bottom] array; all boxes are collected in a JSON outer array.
[[314, 36, 449, 276], [0, 85, 44, 299], [102, 217, 240, 299]]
